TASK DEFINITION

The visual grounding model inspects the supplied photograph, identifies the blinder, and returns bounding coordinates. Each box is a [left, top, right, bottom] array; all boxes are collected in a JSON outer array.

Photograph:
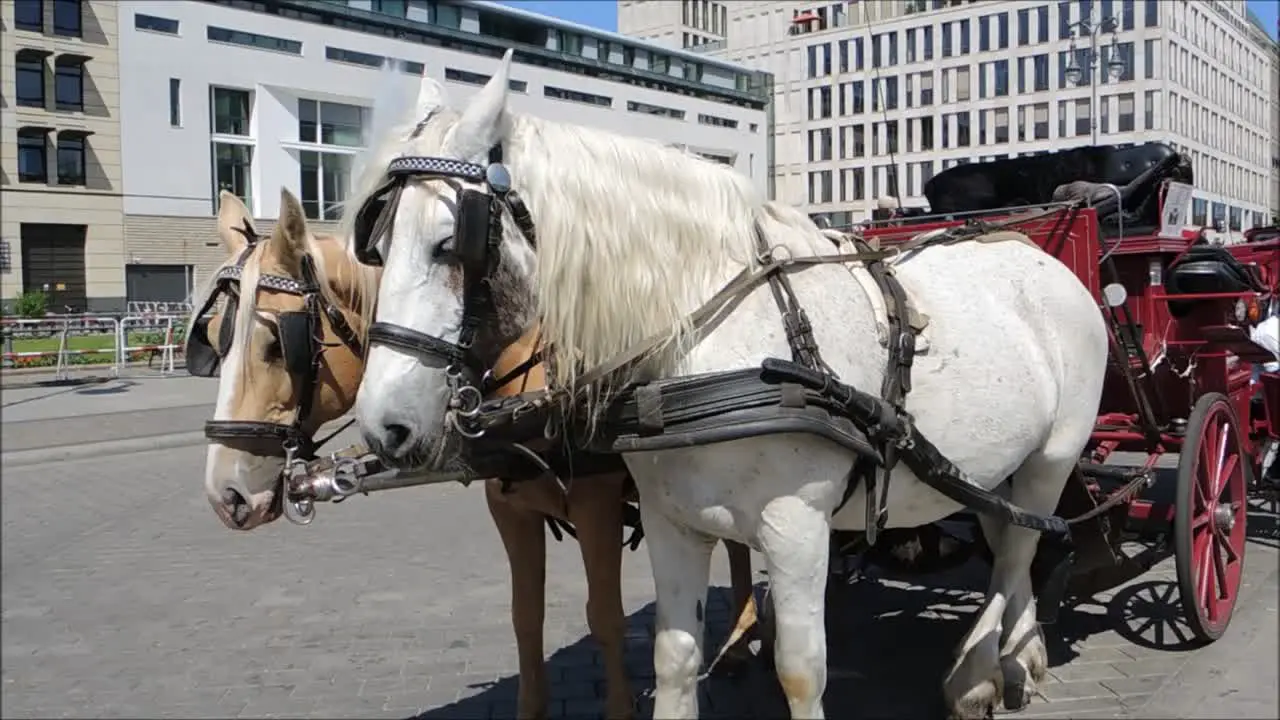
[[278, 311, 316, 378], [186, 291, 238, 378], [455, 188, 495, 279]]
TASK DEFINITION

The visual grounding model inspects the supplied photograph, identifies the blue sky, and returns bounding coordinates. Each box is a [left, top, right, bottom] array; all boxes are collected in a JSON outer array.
[[498, 1, 1279, 40]]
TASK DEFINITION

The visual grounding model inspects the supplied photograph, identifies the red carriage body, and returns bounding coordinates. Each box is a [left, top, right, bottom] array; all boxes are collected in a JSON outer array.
[[852, 143, 1278, 642]]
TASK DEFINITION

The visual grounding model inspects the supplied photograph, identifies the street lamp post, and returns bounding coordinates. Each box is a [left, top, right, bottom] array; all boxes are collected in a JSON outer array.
[[1063, 10, 1128, 146]]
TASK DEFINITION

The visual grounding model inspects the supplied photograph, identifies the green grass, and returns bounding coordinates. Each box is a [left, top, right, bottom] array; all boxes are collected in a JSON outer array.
[[3, 331, 188, 368]]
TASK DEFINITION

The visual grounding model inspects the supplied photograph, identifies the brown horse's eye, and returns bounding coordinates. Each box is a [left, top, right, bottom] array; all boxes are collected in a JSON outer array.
[[262, 338, 282, 362]]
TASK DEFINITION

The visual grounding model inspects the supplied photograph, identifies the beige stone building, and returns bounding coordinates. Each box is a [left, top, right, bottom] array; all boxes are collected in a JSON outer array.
[[1, 0, 124, 312]]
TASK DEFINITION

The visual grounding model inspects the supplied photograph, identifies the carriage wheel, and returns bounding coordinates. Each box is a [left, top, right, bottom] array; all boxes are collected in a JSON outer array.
[[1174, 392, 1250, 644]]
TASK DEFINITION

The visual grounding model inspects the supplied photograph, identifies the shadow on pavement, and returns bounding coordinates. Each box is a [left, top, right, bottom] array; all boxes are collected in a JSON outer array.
[[409, 544, 1200, 720]]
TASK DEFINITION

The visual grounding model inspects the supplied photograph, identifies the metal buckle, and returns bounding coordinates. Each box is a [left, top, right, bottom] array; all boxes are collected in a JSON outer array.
[[281, 439, 316, 525]]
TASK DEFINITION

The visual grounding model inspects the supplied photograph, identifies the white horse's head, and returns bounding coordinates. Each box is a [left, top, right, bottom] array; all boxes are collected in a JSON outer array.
[[348, 50, 537, 469]]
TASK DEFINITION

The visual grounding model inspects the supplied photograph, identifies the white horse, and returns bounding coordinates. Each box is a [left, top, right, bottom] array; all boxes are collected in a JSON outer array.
[[350, 51, 1109, 719]]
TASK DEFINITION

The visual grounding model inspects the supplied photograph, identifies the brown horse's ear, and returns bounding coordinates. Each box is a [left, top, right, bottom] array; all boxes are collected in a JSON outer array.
[[268, 188, 309, 274], [216, 191, 256, 255]]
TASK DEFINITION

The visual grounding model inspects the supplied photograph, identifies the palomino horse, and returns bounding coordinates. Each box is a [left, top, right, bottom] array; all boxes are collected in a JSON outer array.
[[193, 189, 758, 719], [348, 52, 1109, 719]]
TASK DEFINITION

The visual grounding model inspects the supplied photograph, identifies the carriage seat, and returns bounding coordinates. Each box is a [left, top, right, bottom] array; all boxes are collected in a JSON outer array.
[[923, 143, 1190, 230], [1165, 244, 1267, 296]]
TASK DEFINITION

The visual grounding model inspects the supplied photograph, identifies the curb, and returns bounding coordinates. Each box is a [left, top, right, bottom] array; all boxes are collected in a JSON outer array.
[[1, 431, 209, 468], [1, 416, 360, 469], [1137, 564, 1279, 718]]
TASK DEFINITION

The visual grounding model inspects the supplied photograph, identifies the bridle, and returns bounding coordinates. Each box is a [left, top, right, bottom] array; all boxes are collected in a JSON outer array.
[[351, 144, 538, 434], [186, 223, 365, 461]]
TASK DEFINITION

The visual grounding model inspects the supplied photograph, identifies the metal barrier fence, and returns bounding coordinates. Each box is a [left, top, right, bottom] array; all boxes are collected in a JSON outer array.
[[1, 312, 191, 379]]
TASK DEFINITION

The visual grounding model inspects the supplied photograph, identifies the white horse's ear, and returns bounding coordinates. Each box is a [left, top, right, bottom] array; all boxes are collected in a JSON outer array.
[[416, 75, 448, 119], [451, 49, 513, 159]]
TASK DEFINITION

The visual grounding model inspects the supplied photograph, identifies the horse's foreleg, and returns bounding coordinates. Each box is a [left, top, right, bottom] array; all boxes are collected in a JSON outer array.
[[567, 474, 634, 720], [641, 503, 715, 720], [485, 481, 549, 720], [758, 495, 830, 719]]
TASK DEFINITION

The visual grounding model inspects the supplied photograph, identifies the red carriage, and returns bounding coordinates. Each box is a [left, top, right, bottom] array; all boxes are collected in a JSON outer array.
[[851, 142, 1280, 642]]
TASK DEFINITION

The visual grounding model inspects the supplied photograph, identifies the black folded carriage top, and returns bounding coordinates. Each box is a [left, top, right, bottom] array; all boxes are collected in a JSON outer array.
[[923, 143, 1194, 232]]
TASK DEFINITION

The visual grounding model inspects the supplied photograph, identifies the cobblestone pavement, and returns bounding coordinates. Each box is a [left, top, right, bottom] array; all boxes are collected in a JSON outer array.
[[2, 442, 1277, 719]]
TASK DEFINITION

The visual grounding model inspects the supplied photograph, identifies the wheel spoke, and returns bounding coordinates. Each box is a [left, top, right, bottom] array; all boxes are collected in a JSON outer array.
[[1214, 519, 1241, 564], [1214, 452, 1238, 502], [1192, 511, 1212, 529], [1195, 528, 1214, 617], [1211, 536, 1229, 603]]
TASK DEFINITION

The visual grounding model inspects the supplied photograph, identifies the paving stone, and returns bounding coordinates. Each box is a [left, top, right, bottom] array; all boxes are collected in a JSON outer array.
[[1038, 679, 1116, 702], [1101, 674, 1167, 697]]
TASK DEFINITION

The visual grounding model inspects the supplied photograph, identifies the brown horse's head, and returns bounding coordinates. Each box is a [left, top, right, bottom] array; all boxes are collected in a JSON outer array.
[[196, 189, 379, 530]]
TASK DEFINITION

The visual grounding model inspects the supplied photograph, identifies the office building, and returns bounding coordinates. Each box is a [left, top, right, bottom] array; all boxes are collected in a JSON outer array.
[[3, 0, 771, 310], [2, 0, 123, 312], [621, 0, 1279, 231]]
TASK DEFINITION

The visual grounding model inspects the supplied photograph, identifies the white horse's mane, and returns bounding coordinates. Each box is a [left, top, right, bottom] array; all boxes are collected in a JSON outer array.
[[343, 75, 830, 400]]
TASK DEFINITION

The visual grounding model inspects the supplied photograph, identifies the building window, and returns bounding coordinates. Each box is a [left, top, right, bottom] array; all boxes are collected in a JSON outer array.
[[135, 13, 179, 34], [627, 100, 685, 120], [809, 86, 832, 120], [15, 56, 45, 109], [17, 130, 47, 183], [443, 67, 528, 92], [298, 99, 367, 147], [808, 128, 833, 162], [994, 59, 1009, 96], [56, 133, 85, 185], [544, 86, 612, 107], [942, 22, 953, 57], [207, 26, 302, 55], [52, 0, 81, 37], [210, 87, 251, 136], [1143, 39, 1156, 79], [1058, 1, 1071, 39], [979, 15, 991, 51], [919, 72, 934, 105], [1034, 102, 1049, 139], [400, 60, 425, 75], [1143, 0, 1158, 27], [325, 47, 383, 68], [1037, 5, 1049, 42], [1017, 8, 1030, 45], [54, 60, 83, 111], [557, 30, 583, 55], [698, 113, 738, 129], [15, 0, 43, 31], [959, 19, 970, 54], [994, 107, 1010, 143], [1121, 0, 1135, 30], [807, 170, 833, 204], [169, 78, 182, 127], [923, 27, 934, 60], [1143, 89, 1156, 130], [1075, 97, 1091, 136], [1117, 93, 1135, 132], [1034, 53, 1049, 91], [997, 12, 1009, 49], [211, 143, 253, 210], [299, 151, 351, 221]]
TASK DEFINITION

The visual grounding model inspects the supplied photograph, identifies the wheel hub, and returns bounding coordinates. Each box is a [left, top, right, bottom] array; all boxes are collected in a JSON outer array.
[[1212, 502, 1236, 532]]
